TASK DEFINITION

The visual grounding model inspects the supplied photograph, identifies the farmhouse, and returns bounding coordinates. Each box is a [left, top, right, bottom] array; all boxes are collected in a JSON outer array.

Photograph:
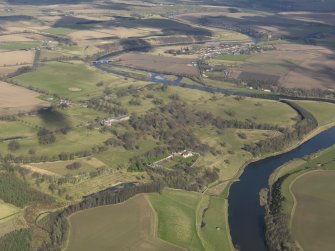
[[101, 115, 130, 126], [181, 150, 194, 158]]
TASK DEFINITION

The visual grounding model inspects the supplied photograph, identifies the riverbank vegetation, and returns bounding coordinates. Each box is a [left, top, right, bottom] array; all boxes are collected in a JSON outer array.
[[265, 145, 335, 251], [0, 1, 335, 250]]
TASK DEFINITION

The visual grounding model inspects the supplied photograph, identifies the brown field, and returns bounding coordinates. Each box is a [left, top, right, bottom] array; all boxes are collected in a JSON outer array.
[[291, 170, 335, 251], [0, 51, 34, 67], [116, 53, 199, 76], [0, 34, 34, 42], [233, 44, 335, 90], [66, 194, 183, 251], [70, 27, 160, 44], [0, 65, 24, 77], [0, 81, 49, 116]]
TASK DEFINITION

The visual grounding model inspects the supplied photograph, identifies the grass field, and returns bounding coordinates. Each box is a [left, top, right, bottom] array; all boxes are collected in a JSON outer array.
[[270, 144, 335, 251], [0, 121, 35, 139], [291, 170, 335, 251], [295, 100, 335, 126], [66, 194, 182, 251], [0, 202, 21, 222], [0, 41, 42, 51], [148, 189, 204, 251], [26, 157, 106, 176], [165, 86, 297, 127], [13, 61, 130, 101], [43, 27, 78, 36], [0, 127, 109, 157], [199, 193, 232, 251]]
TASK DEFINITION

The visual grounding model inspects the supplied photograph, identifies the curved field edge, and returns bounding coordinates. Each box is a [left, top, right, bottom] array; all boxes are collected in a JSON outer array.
[[290, 170, 335, 251], [145, 101, 335, 251], [269, 144, 335, 251], [64, 194, 183, 251], [147, 187, 235, 251]]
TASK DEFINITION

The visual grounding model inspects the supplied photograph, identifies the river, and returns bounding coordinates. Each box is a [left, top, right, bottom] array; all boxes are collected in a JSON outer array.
[[228, 126, 335, 251], [94, 59, 335, 251]]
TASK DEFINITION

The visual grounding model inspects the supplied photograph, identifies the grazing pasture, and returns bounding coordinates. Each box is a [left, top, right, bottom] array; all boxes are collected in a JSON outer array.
[[13, 61, 122, 100], [0, 81, 49, 116], [0, 202, 20, 222], [0, 41, 42, 51], [116, 53, 200, 76], [148, 189, 204, 251], [291, 170, 335, 251], [66, 194, 182, 251], [295, 101, 335, 126], [26, 157, 106, 176]]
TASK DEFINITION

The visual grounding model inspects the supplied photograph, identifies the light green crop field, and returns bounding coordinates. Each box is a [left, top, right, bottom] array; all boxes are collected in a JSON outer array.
[[291, 170, 335, 251], [295, 100, 335, 126], [13, 61, 133, 101], [0, 41, 42, 51], [66, 194, 182, 251], [148, 189, 204, 251], [0, 127, 108, 157], [0, 202, 21, 222], [200, 194, 232, 251], [28, 157, 106, 176], [274, 145, 335, 212], [0, 121, 35, 139], [18, 106, 106, 131], [43, 27, 78, 36]]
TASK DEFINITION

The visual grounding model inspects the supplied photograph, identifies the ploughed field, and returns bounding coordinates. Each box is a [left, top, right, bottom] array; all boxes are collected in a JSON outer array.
[[66, 194, 182, 251], [291, 170, 335, 251], [115, 53, 200, 77], [0, 81, 49, 116]]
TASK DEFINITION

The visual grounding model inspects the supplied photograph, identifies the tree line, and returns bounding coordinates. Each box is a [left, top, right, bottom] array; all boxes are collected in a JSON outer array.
[[265, 174, 298, 251], [243, 100, 318, 156], [37, 182, 164, 251]]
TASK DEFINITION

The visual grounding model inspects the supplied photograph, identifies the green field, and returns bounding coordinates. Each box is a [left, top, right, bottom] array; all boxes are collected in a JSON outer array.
[[0, 202, 21, 222], [13, 61, 129, 101], [295, 100, 335, 126], [0, 41, 42, 51], [291, 170, 335, 251], [0, 127, 109, 157], [270, 144, 335, 251], [148, 189, 204, 251], [199, 193, 233, 251], [66, 194, 181, 251], [43, 28, 78, 36], [27, 157, 106, 176]]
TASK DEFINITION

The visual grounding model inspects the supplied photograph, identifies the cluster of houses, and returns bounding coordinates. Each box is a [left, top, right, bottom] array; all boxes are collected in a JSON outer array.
[[198, 43, 259, 59]]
